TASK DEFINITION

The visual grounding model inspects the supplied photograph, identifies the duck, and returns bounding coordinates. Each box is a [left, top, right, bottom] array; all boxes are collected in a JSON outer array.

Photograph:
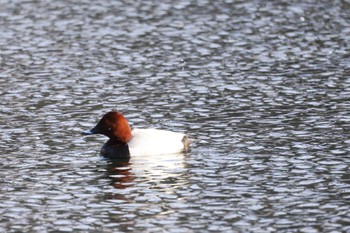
[[81, 111, 190, 159]]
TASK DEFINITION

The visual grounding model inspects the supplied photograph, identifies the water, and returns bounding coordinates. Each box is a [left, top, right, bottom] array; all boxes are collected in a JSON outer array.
[[1, 0, 350, 232]]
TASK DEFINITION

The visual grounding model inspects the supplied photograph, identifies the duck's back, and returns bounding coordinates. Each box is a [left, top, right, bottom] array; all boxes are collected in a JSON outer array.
[[128, 128, 189, 156]]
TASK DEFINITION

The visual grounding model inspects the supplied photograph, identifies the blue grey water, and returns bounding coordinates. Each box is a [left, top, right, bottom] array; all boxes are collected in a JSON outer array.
[[1, 0, 350, 232]]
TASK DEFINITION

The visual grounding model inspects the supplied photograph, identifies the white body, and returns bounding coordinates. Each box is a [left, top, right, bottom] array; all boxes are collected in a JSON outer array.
[[128, 128, 188, 156]]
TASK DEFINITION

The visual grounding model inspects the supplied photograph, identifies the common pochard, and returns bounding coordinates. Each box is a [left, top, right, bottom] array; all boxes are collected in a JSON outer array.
[[82, 111, 190, 159]]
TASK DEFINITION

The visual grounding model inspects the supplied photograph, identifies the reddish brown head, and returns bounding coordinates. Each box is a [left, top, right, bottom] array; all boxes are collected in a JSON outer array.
[[82, 111, 132, 144]]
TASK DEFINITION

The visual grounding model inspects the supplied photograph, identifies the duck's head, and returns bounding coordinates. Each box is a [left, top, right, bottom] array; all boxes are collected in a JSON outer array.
[[82, 111, 132, 144]]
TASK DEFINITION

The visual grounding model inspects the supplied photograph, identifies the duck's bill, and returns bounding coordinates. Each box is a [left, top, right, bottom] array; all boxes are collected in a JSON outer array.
[[81, 129, 94, 135], [81, 125, 100, 135]]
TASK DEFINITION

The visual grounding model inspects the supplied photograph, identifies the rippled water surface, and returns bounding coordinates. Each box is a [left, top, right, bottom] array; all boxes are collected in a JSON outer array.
[[1, 0, 350, 232]]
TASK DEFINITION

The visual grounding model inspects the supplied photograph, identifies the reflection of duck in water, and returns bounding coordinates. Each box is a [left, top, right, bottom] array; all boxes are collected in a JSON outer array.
[[132, 153, 186, 181], [81, 111, 190, 159], [106, 159, 134, 189], [105, 152, 186, 190]]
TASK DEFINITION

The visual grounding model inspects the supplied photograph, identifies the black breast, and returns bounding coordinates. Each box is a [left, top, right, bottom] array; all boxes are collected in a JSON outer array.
[[100, 144, 130, 159]]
